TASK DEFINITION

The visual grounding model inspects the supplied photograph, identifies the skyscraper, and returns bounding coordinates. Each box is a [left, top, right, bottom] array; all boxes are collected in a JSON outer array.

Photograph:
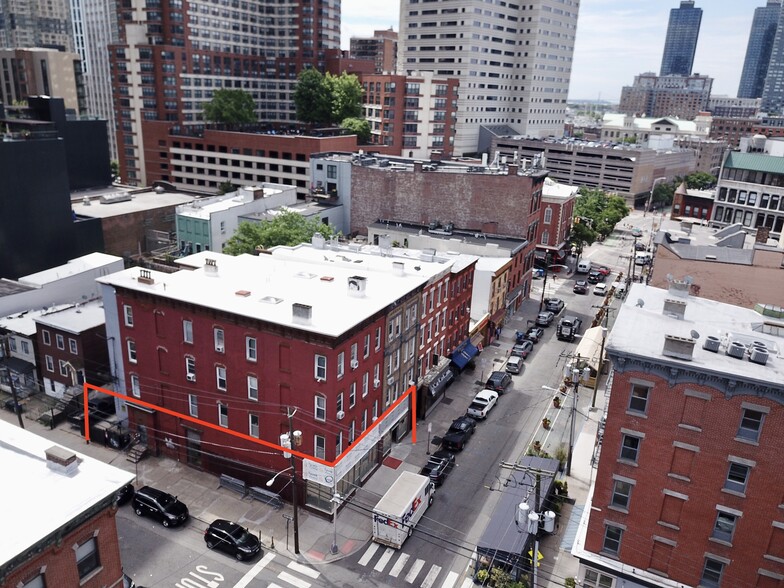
[[660, 1, 703, 77], [761, 3, 784, 113], [739, 0, 781, 99], [0, 0, 74, 51], [399, 0, 580, 156]]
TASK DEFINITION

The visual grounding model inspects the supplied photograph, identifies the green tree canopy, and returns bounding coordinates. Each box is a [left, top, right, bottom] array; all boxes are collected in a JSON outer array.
[[340, 117, 371, 143], [293, 69, 332, 125], [223, 212, 340, 255], [203, 89, 256, 125], [573, 188, 630, 237], [685, 171, 717, 190], [217, 181, 237, 195], [651, 181, 677, 209], [327, 72, 363, 122]]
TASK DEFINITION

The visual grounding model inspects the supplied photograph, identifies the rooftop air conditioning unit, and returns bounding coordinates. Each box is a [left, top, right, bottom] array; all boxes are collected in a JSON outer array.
[[350, 359, 359, 369], [750, 346, 769, 365], [726, 340, 746, 360], [336, 410, 345, 420], [702, 336, 721, 353], [186, 374, 196, 382]]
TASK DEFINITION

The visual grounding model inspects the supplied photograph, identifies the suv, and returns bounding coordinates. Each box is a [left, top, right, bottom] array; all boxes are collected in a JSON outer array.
[[511, 340, 534, 359], [132, 486, 189, 528], [536, 311, 555, 327], [544, 298, 565, 313], [204, 519, 262, 561], [485, 371, 512, 393], [587, 270, 605, 284]]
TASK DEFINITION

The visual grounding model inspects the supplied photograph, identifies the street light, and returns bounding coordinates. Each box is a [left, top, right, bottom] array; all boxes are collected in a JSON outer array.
[[270, 407, 302, 554], [645, 176, 667, 217], [565, 356, 590, 476], [266, 466, 294, 487], [331, 492, 342, 555]]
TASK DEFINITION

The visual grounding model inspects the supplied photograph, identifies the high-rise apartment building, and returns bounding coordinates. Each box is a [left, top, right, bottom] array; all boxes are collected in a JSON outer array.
[[0, 48, 85, 114], [110, 0, 341, 186], [399, 0, 580, 155], [738, 0, 781, 99], [350, 29, 397, 74], [660, 1, 703, 77], [762, 3, 784, 114], [0, 0, 74, 51], [619, 72, 713, 120]]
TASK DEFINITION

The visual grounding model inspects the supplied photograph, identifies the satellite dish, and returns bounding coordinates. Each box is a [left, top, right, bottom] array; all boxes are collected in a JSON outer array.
[[690, 330, 700, 340], [636, 299, 645, 308]]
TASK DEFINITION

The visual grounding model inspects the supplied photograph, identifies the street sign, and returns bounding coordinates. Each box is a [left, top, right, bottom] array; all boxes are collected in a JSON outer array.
[[527, 549, 544, 567]]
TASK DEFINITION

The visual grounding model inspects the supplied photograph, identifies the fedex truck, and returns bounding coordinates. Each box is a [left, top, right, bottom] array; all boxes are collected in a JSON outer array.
[[372, 471, 435, 549]]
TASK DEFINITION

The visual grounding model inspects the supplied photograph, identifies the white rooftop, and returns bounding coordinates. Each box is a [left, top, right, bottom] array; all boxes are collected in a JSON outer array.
[[34, 299, 106, 334], [0, 419, 134, 568], [72, 188, 195, 219], [19, 252, 123, 287], [602, 113, 699, 133], [0, 304, 74, 337], [608, 283, 784, 384], [475, 256, 511, 273], [542, 177, 579, 199], [178, 186, 287, 219], [99, 251, 444, 338]]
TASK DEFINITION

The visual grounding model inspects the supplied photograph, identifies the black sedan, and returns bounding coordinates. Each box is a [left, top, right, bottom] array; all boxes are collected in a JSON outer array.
[[523, 326, 545, 343], [544, 298, 565, 313], [441, 416, 477, 451], [587, 270, 605, 284], [204, 519, 262, 561], [573, 280, 589, 294], [419, 450, 456, 486]]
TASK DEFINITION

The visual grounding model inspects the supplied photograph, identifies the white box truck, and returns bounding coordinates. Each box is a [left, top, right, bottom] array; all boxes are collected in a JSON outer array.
[[372, 471, 435, 549]]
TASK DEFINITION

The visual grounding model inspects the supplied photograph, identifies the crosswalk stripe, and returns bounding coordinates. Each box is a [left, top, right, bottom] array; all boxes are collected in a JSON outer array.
[[286, 561, 320, 579], [441, 571, 459, 588], [233, 551, 275, 588], [389, 553, 410, 578], [420, 564, 441, 588], [459, 577, 475, 588], [268, 584, 284, 588], [374, 547, 395, 572], [358, 543, 380, 566], [405, 559, 425, 584], [277, 571, 310, 588]]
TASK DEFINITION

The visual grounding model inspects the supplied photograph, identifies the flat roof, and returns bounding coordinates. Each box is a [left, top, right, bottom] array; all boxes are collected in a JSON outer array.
[[368, 220, 528, 253], [99, 250, 443, 338], [607, 283, 784, 384], [0, 419, 134, 570], [240, 200, 338, 222], [34, 299, 106, 334], [178, 186, 287, 219], [72, 189, 195, 219], [542, 177, 579, 199], [0, 304, 74, 337], [19, 252, 123, 287], [0, 279, 35, 298]]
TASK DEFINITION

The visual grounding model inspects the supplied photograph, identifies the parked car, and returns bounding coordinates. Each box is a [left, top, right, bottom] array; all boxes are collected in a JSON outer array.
[[511, 340, 534, 359], [523, 326, 544, 343], [635, 241, 648, 251], [593, 264, 611, 276], [631, 227, 643, 237], [573, 280, 589, 294], [505, 356, 524, 375], [593, 283, 608, 296], [442, 416, 477, 451], [204, 519, 262, 561], [467, 390, 499, 419], [587, 270, 605, 284], [132, 486, 189, 528], [544, 298, 565, 313], [532, 268, 545, 279], [536, 311, 555, 327], [419, 450, 456, 486], [116, 483, 135, 506], [485, 371, 512, 393]]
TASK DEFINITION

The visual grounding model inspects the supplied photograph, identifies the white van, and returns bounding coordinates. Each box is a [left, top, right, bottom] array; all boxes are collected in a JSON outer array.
[[635, 252, 651, 266], [576, 259, 592, 274]]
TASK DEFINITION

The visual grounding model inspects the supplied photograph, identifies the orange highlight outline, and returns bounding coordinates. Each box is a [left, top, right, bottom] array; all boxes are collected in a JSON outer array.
[[83, 382, 417, 467]]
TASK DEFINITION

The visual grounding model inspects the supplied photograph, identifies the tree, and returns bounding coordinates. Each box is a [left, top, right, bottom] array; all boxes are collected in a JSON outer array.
[[217, 181, 237, 195], [685, 171, 716, 190], [223, 212, 340, 255], [203, 89, 256, 125], [327, 72, 363, 122], [340, 117, 371, 143], [573, 188, 630, 238], [293, 69, 332, 125], [110, 160, 119, 181], [651, 181, 676, 209]]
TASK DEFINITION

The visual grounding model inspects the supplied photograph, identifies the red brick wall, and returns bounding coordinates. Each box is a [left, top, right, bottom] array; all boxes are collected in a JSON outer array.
[[5, 506, 124, 588], [585, 367, 784, 586]]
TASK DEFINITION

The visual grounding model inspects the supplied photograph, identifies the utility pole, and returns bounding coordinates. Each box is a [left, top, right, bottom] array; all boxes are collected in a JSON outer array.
[[287, 407, 301, 554], [567, 354, 583, 477], [530, 471, 541, 588], [630, 237, 638, 285], [2, 367, 25, 429], [591, 307, 615, 408]]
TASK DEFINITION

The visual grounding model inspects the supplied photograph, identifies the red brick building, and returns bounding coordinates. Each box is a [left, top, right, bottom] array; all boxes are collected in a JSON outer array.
[[709, 117, 758, 148], [539, 178, 578, 262], [1, 421, 134, 588], [575, 282, 784, 587]]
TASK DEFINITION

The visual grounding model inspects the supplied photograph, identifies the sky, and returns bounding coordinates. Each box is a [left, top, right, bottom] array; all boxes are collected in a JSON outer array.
[[340, 0, 760, 102]]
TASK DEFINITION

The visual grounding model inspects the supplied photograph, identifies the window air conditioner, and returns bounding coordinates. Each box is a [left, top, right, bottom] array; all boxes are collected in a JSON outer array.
[[186, 374, 196, 382], [216, 345, 224, 353], [373, 379, 381, 388], [336, 410, 345, 420], [387, 376, 395, 386], [350, 359, 359, 369]]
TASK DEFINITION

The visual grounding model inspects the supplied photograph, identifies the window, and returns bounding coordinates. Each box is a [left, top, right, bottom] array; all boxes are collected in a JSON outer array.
[[214, 328, 225, 352], [375, 327, 382, 350], [69, 338, 78, 354], [315, 394, 326, 421], [131, 374, 141, 398], [582, 569, 614, 588], [374, 363, 380, 387], [249, 414, 259, 438], [620, 433, 641, 463], [315, 354, 327, 380], [724, 461, 751, 494], [373, 400, 379, 421], [336, 392, 344, 415], [183, 319, 193, 343], [362, 372, 369, 397], [314, 434, 326, 459], [21, 573, 45, 588], [712, 510, 738, 543], [56, 334, 65, 350], [628, 383, 650, 414], [349, 382, 356, 407], [185, 356, 196, 379], [21, 340, 29, 355], [123, 304, 134, 327], [248, 375, 258, 400], [60, 360, 69, 377], [188, 394, 198, 417], [335, 431, 343, 456], [75, 537, 100, 578], [610, 479, 633, 510], [337, 352, 345, 379], [737, 408, 764, 442], [126, 340, 137, 363], [216, 366, 227, 390], [701, 557, 725, 587], [42, 330, 51, 345], [364, 334, 371, 358], [350, 343, 358, 365], [45, 355, 54, 372], [602, 524, 623, 555], [543, 207, 552, 224], [246, 336, 257, 361], [218, 403, 228, 427], [349, 420, 355, 443], [362, 409, 368, 432]]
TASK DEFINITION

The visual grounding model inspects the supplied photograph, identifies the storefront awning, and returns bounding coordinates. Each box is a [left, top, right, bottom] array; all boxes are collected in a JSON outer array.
[[451, 340, 479, 370], [574, 326, 605, 372], [429, 369, 454, 397]]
